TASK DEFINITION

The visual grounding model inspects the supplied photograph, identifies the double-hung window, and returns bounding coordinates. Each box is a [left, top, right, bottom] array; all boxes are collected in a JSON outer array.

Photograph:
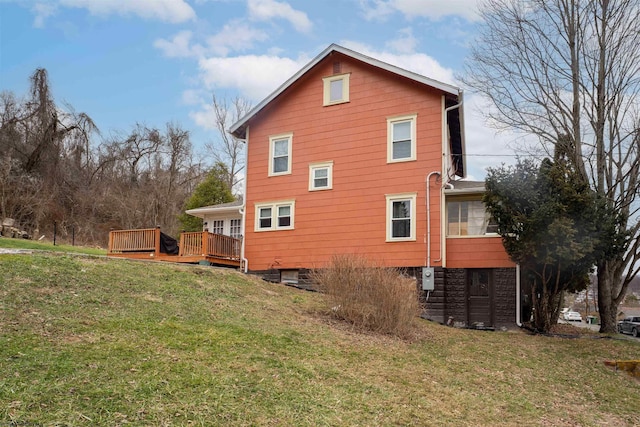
[[322, 73, 350, 106], [255, 200, 295, 231], [269, 133, 292, 176], [387, 114, 417, 163], [386, 193, 417, 241], [309, 161, 333, 191]]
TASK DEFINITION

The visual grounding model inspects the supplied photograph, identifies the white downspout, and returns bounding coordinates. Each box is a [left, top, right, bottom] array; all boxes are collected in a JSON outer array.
[[240, 127, 249, 273]]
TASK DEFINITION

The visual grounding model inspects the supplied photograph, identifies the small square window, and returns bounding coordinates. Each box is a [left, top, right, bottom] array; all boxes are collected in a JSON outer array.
[[309, 161, 333, 191], [269, 133, 292, 176], [387, 114, 417, 163], [323, 73, 350, 106], [386, 193, 417, 242]]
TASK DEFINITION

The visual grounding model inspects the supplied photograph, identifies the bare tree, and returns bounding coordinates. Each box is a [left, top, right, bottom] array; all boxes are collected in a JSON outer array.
[[205, 95, 251, 192], [463, 0, 640, 332]]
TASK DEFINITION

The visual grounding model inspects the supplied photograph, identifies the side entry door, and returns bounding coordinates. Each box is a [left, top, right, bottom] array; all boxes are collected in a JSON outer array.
[[468, 269, 493, 327]]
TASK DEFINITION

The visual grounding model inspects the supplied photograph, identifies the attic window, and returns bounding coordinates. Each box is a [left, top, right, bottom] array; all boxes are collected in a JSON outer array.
[[323, 73, 350, 106]]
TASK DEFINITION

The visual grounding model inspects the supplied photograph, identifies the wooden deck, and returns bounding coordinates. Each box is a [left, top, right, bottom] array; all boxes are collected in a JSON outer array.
[[107, 227, 241, 267]]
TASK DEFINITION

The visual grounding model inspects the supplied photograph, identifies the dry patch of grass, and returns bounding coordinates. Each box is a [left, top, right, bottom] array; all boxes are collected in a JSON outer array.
[[1, 251, 639, 426]]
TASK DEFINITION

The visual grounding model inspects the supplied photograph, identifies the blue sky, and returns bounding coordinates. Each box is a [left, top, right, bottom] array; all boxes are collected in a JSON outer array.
[[0, 0, 515, 179]]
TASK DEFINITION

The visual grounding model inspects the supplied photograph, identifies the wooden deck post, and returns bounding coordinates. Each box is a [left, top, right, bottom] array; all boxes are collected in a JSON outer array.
[[108, 229, 114, 253], [201, 231, 208, 256], [154, 226, 161, 257]]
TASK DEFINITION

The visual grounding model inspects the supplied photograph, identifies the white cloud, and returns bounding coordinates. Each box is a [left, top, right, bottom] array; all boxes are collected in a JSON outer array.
[[59, 0, 196, 23], [360, 0, 481, 22], [32, 2, 57, 28], [190, 103, 217, 130], [181, 89, 206, 106], [155, 21, 269, 58], [247, 0, 312, 33], [341, 41, 456, 86], [358, 0, 395, 21], [385, 27, 418, 54], [154, 30, 204, 58], [205, 20, 269, 56], [197, 54, 305, 101]]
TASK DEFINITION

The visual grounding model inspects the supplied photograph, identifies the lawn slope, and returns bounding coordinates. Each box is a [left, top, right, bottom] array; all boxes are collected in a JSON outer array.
[[1, 252, 639, 426]]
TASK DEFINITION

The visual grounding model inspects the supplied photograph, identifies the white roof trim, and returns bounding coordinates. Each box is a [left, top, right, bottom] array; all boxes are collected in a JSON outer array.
[[185, 205, 242, 218], [230, 43, 461, 138]]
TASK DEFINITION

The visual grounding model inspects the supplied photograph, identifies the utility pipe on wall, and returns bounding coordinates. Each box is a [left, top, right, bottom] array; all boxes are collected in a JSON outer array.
[[426, 171, 441, 268]]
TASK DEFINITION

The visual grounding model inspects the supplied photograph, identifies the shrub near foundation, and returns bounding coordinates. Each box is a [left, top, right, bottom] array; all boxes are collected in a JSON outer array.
[[313, 254, 422, 338]]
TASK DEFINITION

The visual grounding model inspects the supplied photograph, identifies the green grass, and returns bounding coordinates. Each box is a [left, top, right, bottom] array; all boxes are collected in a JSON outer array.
[[1, 251, 639, 426], [0, 236, 107, 256]]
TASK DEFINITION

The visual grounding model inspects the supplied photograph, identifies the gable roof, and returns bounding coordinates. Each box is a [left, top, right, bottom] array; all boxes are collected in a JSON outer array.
[[229, 43, 466, 177]]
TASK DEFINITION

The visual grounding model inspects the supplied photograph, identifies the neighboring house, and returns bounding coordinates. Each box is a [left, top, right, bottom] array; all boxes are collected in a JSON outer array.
[[199, 44, 519, 328]]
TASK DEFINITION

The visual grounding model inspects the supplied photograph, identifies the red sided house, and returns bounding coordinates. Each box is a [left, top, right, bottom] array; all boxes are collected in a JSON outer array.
[[186, 44, 518, 328]]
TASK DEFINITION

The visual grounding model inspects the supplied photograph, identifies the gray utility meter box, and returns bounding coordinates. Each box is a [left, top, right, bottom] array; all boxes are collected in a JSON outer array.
[[422, 267, 435, 291]]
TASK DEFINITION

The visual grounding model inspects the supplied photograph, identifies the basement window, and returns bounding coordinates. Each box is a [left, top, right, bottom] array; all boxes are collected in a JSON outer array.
[[280, 270, 299, 285]]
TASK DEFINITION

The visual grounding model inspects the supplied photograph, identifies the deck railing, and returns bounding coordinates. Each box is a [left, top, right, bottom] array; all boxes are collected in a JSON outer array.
[[179, 232, 241, 260], [108, 228, 241, 263], [108, 227, 160, 253]]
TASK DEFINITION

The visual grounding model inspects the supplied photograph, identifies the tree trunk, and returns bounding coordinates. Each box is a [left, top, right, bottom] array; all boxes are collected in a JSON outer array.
[[597, 261, 621, 333]]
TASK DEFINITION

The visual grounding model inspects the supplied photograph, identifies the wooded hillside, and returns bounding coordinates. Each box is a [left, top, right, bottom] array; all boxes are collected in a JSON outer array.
[[0, 69, 212, 246]]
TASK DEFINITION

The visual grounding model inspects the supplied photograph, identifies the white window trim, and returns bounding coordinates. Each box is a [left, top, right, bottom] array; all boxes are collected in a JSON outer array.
[[308, 161, 334, 191], [254, 200, 295, 232], [268, 133, 293, 176], [385, 193, 417, 242], [387, 114, 417, 163], [323, 73, 350, 106]]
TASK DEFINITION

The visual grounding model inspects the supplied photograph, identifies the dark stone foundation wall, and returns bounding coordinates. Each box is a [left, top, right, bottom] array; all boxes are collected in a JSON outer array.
[[249, 268, 316, 291], [249, 266, 517, 328], [423, 267, 517, 328], [493, 267, 517, 327]]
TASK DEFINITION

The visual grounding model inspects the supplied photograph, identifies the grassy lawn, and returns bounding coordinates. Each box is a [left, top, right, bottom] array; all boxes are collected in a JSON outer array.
[[1, 248, 639, 426], [0, 236, 107, 256]]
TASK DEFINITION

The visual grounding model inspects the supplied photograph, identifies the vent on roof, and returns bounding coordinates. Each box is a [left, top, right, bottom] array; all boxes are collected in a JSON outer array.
[[333, 61, 341, 74]]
